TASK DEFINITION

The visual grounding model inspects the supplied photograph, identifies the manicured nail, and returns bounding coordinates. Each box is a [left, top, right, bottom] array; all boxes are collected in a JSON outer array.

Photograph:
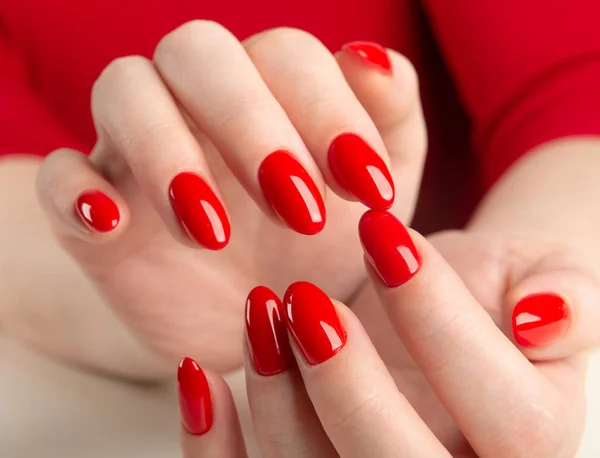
[[245, 286, 291, 376], [258, 151, 326, 235], [341, 41, 392, 75], [328, 133, 394, 210], [358, 210, 421, 287], [178, 357, 213, 435], [169, 172, 230, 250], [76, 190, 120, 232], [283, 281, 346, 365], [512, 293, 570, 348]]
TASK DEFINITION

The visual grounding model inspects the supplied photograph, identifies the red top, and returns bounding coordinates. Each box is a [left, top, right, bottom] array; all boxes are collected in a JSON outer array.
[[1, 0, 600, 229]]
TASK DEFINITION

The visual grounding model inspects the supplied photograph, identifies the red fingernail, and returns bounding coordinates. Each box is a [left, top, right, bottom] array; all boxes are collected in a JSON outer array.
[[245, 286, 291, 376], [341, 41, 392, 75], [178, 357, 213, 435], [169, 172, 230, 250], [359, 210, 421, 287], [512, 293, 570, 348], [283, 281, 346, 365], [76, 191, 120, 232], [328, 133, 394, 210], [259, 151, 326, 235]]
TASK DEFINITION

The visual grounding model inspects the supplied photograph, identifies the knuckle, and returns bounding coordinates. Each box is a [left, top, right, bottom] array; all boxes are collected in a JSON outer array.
[[254, 424, 298, 450], [395, 54, 420, 93], [328, 391, 384, 433], [245, 27, 321, 56], [35, 149, 67, 195], [212, 92, 273, 133], [92, 56, 150, 108], [154, 20, 231, 60], [505, 406, 564, 457]]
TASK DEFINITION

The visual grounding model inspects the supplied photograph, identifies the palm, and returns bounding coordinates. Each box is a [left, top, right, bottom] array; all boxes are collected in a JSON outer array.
[[61, 136, 419, 371], [352, 230, 588, 454]]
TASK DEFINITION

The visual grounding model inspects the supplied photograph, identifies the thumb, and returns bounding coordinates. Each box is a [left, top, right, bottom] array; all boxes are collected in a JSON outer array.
[[506, 252, 600, 360]]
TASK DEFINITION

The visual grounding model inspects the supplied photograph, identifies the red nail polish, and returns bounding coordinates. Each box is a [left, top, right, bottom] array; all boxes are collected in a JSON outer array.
[[259, 151, 326, 235], [245, 286, 291, 376], [169, 172, 230, 250], [341, 41, 392, 75], [76, 191, 120, 232], [328, 133, 394, 210], [512, 293, 570, 348], [359, 210, 421, 287], [283, 281, 346, 365], [178, 357, 213, 435]]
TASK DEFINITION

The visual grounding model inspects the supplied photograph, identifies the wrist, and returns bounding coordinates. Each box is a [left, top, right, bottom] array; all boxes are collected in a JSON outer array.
[[467, 137, 600, 254]]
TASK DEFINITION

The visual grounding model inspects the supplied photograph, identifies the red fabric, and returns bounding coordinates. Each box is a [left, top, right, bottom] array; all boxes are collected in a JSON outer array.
[[422, 0, 600, 187], [1, 0, 599, 227]]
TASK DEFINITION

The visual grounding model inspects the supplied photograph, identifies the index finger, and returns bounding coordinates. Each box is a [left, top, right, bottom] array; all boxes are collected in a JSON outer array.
[[359, 210, 563, 458]]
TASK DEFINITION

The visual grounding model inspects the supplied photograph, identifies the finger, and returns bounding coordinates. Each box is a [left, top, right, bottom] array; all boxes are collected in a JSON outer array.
[[244, 286, 337, 458], [36, 148, 128, 242], [91, 55, 230, 250], [178, 358, 247, 458], [337, 44, 427, 219], [283, 281, 450, 458], [154, 21, 326, 235], [507, 263, 600, 360], [245, 30, 395, 211], [359, 210, 563, 458]]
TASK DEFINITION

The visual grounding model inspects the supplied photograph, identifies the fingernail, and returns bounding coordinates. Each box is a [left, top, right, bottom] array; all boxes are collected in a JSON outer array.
[[328, 133, 394, 210], [178, 357, 213, 435], [358, 210, 421, 287], [169, 172, 230, 250], [512, 293, 570, 348], [245, 286, 292, 376], [341, 41, 392, 75], [258, 151, 326, 235], [283, 281, 346, 365], [76, 190, 120, 232]]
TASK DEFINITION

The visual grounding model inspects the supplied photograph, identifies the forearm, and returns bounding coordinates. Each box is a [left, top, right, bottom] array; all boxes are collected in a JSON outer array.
[[468, 137, 600, 273], [0, 156, 166, 380]]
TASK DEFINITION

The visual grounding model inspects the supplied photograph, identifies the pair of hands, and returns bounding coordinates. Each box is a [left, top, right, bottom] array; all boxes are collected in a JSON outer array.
[[34, 21, 599, 456]]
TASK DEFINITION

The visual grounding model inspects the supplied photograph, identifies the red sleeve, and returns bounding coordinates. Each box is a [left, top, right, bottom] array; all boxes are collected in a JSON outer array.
[[0, 29, 81, 157], [421, 0, 600, 188]]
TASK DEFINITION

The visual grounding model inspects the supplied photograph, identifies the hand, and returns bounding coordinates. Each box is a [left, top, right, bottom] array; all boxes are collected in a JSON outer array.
[[35, 22, 426, 375], [352, 221, 600, 455], [175, 212, 584, 457]]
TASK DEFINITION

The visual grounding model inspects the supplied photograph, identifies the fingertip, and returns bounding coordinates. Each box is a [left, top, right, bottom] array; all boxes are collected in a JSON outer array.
[[339, 41, 393, 75], [358, 210, 422, 288], [37, 148, 130, 243], [168, 171, 232, 250], [177, 357, 214, 436], [75, 189, 121, 233], [510, 293, 571, 350]]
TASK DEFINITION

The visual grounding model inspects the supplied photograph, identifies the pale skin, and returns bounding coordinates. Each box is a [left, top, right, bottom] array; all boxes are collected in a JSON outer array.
[[0, 21, 599, 454]]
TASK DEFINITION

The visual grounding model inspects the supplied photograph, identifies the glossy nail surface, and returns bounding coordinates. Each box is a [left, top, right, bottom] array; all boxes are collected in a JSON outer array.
[[328, 133, 394, 210], [283, 281, 346, 365], [178, 357, 213, 435], [359, 210, 421, 287], [259, 151, 326, 235], [246, 286, 291, 376], [341, 41, 392, 75], [512, 293, 570, 348], [76, 191, 120, 232], [169, 172, 230, 250]]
